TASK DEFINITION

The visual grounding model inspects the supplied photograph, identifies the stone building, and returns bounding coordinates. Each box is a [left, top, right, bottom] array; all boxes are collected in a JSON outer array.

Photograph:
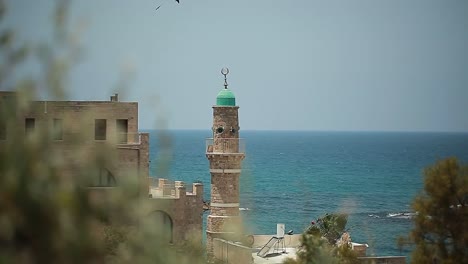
[[148, 178, 204, 244], [0, 91, 148, 194], [206, 69, 246, 257], [0, 91, 204, 245]]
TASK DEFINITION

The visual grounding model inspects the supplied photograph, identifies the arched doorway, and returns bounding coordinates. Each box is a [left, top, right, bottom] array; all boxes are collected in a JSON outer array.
[[149, 210, 173, 244]]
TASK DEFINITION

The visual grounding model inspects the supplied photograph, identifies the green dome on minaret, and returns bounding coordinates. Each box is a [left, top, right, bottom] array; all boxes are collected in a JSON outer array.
[[216, 89, 236, 106], [216, 67, 236, 106]]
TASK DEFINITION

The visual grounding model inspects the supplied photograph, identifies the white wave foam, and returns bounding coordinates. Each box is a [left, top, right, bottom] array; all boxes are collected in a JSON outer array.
[[387, 212, 416, 219]]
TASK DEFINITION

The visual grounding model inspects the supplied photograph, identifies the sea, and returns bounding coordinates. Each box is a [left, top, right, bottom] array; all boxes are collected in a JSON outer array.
[[147, 130, 468, 258]]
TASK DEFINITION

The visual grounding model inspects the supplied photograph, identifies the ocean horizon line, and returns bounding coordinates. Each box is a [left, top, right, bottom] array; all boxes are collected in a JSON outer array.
[[140, 128, 468, 134]]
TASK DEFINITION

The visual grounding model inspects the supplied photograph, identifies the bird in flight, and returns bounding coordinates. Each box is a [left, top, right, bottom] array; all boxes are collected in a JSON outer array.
[[156, 0, 179, 11]]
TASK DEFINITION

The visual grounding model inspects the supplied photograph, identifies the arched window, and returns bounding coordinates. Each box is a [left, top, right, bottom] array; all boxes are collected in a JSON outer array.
[[149, 210, 173, 244]]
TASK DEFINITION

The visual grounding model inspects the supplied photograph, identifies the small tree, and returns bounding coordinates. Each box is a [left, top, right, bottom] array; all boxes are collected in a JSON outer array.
[[306, 213, 348, 245], [410, 157, 467, 264], [284, 213, 358, 264]]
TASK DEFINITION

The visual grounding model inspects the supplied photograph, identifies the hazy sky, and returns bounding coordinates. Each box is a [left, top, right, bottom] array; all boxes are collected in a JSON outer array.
[[4, 0, 468, 131]]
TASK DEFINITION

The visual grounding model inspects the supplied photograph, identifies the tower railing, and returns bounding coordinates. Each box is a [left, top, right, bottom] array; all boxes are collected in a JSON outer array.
[[206, 138, 245, 154]]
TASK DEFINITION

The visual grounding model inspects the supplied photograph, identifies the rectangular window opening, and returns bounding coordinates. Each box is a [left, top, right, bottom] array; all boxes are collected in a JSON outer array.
[[53, 118, 63, 140], [95, 119, 107, 140], [116, 119, 128, 143], [25, 118, 35, 135], [0, 119, 6, 140]]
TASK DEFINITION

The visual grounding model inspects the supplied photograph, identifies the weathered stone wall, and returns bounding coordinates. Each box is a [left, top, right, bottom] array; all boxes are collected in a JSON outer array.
[[358, 256, 406, 264], [213, 238, 253, 264], [138, 133, 150, 194], [207, 106, 246, 257], [148, 179, 204, 245], [210, 172, 241, 205], [212, 106, 239, 139], [0, 96, 147, 187], [7, 100, 138, 142], [1, 93, 202, 247], [117, 133, 150, 195], [251, 234, 302, 248]]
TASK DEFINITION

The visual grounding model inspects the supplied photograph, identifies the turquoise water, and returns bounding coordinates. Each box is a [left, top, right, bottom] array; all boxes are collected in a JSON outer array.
[[148, 130, 468, 258]]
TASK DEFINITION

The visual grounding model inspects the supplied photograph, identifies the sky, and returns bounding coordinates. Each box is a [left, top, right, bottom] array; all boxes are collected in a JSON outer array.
[[4, 0, 468, 131]]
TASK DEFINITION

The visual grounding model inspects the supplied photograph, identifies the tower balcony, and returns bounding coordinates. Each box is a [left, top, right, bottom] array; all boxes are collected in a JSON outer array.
[[206, 138, 245, 154]]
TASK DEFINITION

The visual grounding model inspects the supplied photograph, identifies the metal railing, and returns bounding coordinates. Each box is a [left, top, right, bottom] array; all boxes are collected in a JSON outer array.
[[206, 138, 245, 154]]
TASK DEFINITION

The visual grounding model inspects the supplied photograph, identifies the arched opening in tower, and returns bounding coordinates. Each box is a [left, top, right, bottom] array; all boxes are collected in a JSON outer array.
[[149, 210, 173, 244]]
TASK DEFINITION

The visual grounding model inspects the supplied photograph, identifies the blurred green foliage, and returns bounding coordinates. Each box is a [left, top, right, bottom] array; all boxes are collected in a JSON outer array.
[[0, 1, 205, 263], [408, 157, 467, 264], [283, 213, 358, 264], [305, 213, 348, 245]]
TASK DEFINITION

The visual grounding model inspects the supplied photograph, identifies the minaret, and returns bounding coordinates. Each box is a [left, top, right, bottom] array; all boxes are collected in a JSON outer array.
[[206, 68, 245, 257]]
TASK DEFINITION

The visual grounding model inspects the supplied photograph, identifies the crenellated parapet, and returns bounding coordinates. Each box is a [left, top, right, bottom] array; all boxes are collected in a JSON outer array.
[[147, 177, 204, 245], [149, 178, 203, 200]]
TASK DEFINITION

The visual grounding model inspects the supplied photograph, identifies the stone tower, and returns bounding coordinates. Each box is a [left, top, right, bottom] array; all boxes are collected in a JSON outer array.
[[206, 68, 245, 257]]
